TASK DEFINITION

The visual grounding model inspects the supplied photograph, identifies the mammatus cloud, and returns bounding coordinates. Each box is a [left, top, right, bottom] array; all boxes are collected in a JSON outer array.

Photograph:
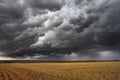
[[0, 0, 120, 60]]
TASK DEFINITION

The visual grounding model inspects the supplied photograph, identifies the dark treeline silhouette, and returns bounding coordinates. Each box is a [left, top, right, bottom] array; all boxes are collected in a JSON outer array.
[[0, 60, 119, 63]]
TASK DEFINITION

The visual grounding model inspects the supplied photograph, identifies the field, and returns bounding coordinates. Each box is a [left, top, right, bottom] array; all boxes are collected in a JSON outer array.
[[0, 61, 120, 80]]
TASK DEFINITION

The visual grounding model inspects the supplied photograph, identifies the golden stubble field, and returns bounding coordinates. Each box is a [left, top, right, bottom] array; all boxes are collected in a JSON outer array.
[[0, 61, 120, 80]]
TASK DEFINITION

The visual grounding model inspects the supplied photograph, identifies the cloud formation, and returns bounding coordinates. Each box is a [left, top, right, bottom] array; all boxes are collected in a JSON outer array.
[[0, 0, 120, 60]]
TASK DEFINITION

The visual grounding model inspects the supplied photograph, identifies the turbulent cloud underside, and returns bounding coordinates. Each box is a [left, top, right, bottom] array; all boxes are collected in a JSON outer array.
[[0, 0, 120, 60]]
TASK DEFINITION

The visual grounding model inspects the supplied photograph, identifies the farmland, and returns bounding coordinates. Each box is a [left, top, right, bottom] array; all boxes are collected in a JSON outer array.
[[0, 61, 120, 80]]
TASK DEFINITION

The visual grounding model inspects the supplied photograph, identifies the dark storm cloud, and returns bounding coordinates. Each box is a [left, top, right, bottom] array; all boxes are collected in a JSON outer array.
[[0, 0, 120, 60], [25, 0, 64, 10]]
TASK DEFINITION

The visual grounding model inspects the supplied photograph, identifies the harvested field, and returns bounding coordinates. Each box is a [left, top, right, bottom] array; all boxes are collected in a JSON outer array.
[[0, 61, 120, 80]]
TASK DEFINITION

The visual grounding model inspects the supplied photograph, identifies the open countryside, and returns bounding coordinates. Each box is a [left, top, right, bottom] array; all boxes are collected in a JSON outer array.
[[0, 61, 120, 80]]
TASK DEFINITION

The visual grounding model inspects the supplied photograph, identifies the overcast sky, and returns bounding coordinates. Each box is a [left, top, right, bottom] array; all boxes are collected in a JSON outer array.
[[0, 0, 120, 60]]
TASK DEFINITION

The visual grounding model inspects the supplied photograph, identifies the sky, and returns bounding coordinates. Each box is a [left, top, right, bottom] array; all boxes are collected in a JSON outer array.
[[0, 0, 120, 60]]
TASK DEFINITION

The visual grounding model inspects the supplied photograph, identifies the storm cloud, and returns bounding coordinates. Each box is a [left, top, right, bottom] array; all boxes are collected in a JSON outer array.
[[0, 0, 120, 60]]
